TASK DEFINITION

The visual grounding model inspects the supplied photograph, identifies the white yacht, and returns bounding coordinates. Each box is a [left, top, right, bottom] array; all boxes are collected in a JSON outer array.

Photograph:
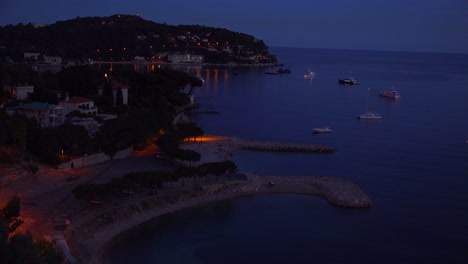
[[312, 126, 333, 133], [358, 112, 382, 120]]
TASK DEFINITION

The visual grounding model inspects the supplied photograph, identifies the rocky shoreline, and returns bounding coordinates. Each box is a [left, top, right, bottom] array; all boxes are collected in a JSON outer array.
[[66, 173, 371, 263]]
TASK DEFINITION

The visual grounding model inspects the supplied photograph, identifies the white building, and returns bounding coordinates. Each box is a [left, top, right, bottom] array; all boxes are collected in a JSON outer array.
[[24, 52, 41, 59], [6, 84, 34, 101], [59, 96, 98, 116], [8, 102, 65, 127], [168, 54, 204, 63], [44, 56, 62, 65]]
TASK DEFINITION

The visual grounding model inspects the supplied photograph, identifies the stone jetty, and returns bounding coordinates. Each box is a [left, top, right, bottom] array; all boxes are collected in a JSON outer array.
[[228, 137, 336, 153], [68, 173, 371, 263], [233, 174, 372, 208]]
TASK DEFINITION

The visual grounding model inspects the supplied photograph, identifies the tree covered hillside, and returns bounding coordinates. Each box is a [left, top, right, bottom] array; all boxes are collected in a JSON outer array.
[[0, 14, 277, 64]]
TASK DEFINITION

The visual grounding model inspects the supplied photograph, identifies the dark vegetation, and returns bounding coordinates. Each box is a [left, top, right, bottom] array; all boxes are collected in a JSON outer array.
[[72, 161, 238, 201], [0, 196, 65, 264], [0, 14, 277, 64], [0, 14, 279, 166], [0, 62, 206, 166]]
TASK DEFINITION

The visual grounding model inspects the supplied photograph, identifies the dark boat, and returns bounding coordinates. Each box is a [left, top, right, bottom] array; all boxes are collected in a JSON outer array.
[[276, 67, 291, 74], [338, 75, 358, 85], [265, 66, 291, 75]]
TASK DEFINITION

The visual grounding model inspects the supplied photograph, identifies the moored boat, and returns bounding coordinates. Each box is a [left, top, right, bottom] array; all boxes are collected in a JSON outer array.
[[197, 76, 205, 84], [358, 88, 381, 120], [379, 87, 400, 99], [304, 69, 315, 79], [276, 67, 291, 74], [338, 76, 358, 85], [357, 112, 381, 120], [312, 126, 333, 133], [338, 72, 358, 84]]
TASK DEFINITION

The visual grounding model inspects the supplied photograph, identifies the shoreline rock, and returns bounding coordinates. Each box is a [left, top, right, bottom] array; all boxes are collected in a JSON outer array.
[[67, 173, 372, 263]]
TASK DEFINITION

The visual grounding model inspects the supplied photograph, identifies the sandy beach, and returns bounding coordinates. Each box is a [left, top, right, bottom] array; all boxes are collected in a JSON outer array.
[[0, 135, 371, 264]]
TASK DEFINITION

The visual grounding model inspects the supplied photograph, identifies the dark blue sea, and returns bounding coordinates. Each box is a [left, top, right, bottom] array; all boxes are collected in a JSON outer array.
[[106, 47, 468, 263]]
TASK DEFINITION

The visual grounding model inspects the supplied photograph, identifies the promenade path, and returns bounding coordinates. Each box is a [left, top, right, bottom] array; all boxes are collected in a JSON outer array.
[[0, 144, 171, 241], [0, 136, 370, 263]]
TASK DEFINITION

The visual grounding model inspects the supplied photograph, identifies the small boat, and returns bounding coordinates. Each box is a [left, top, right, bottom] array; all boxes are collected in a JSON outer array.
[[357, 112, 382, 120], [358, 88, 381, 120], [304, 69, 315, 79], [379, 87, 400, 99], [276, 67, 291, 74], [197, 76, 205, 84], [312, 126, 333, 133], [338, 74, 358, 85]]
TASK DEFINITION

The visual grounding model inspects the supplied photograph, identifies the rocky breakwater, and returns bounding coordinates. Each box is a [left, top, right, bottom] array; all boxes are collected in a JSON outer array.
[[229, 137, 336, 153], [230, 174, 372, 208], [310, 176, 373, 208]]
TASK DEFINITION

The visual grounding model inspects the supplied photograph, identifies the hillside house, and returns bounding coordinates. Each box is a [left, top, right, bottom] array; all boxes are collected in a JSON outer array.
[[24, 52, 41, 60], [44, 56, 62, 65], [59, 96, 98, 116], [168, 54, 204, 63], [4, 84, 34, 101], [7, 102, 65, 127]]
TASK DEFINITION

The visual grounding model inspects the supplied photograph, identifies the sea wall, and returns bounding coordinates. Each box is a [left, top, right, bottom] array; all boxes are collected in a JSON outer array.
[[61, 146, 134, 170]]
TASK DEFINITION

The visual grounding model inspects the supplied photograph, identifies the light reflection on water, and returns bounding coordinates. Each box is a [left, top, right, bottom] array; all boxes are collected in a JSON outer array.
[[106, 48, 468, 263]]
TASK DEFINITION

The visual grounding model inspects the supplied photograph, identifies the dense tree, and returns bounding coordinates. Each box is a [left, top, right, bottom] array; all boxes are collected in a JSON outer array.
[[0, 196, 64, 264], [57, 124, 92, 156], [99, 79, 114, 109], [177, 122, 204, 142], [0, 15, 277, 64], [175, 165, 198, 186], [58, 66, 100, 97], [7, 114, 29, 152], [34, 127, 62, 164], [115, 88, 123, 107], [173, 148, 201, 167], [156, 133, 180, 154], [124, 171, 166, 191], [99, 116, 145, 159], [0, 195, 22, 233], [198, 161, 238, 182]]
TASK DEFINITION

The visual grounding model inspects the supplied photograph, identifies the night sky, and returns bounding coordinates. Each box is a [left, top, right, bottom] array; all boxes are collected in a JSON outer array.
[[1, 0, 467, 53]]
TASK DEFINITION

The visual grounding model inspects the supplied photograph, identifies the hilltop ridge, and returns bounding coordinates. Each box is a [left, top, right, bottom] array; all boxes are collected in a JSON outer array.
[[0, 14, 277, 65]]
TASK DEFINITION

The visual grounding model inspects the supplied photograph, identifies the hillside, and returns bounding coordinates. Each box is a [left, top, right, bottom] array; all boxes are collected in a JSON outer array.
[[0, 14, 277, 64]]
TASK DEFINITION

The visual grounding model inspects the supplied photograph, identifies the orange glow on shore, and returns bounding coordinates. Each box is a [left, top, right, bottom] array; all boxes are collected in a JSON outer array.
[[191, 135, 231, 143]]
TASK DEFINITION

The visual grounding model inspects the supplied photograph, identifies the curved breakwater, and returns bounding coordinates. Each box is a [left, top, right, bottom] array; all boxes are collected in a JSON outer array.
[[228, 137, 336, 153], [242, 174, 372, 208], [69, 138, 356, 262], [68, 173, 371, 263]]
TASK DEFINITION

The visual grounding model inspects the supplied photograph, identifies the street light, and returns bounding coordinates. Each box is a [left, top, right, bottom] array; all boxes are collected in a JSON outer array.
[[61, 150, 64, 170]]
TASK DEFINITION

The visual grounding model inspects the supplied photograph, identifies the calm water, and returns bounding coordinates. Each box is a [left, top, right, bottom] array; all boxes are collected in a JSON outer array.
[[107, 47, 468, 263]]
